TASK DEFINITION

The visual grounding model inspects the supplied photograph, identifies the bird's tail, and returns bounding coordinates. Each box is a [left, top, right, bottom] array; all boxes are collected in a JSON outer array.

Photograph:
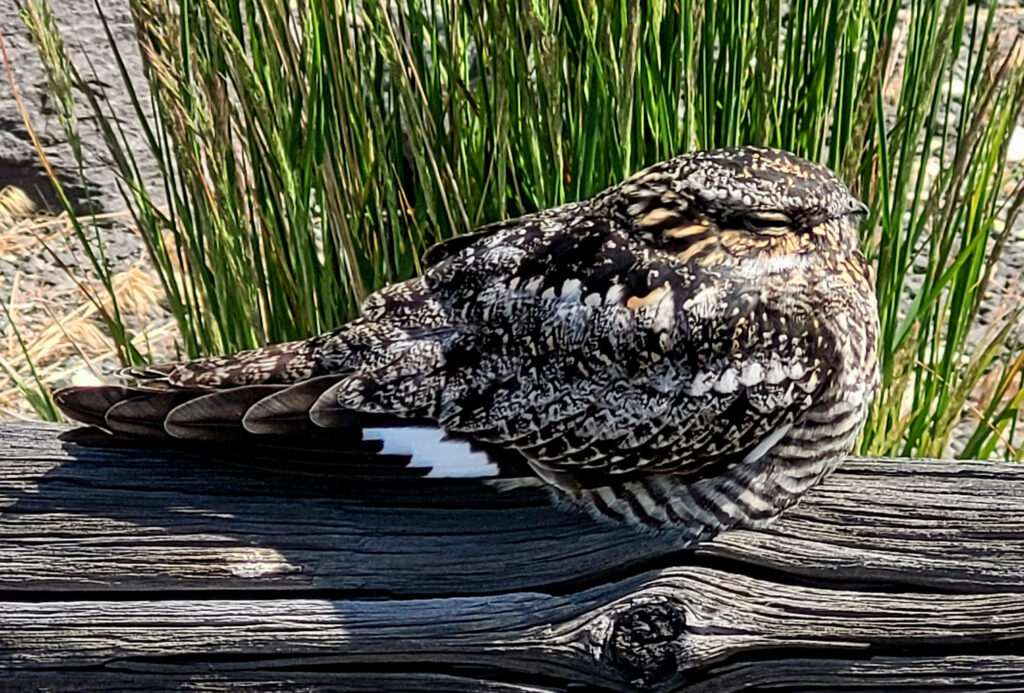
[[52, 373, 528, 480]]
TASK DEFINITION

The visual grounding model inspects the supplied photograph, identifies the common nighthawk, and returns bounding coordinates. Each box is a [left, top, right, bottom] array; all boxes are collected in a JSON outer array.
[[55, 146, 879, 542]]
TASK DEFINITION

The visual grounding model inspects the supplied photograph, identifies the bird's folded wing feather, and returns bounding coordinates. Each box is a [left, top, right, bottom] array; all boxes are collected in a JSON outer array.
[[55, 210, 829, 483], [318, 211, 832, 480]]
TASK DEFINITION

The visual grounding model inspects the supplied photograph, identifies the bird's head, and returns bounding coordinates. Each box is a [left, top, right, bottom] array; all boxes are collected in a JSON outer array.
[[602, 147, 868, 270]]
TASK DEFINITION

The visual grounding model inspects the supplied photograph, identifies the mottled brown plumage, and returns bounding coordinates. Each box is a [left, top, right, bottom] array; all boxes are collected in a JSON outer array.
[[55, 146, 879, 542]]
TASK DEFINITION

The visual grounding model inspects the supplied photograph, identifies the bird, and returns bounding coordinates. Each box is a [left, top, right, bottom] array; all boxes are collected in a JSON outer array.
[[54, 146, 879, 543]]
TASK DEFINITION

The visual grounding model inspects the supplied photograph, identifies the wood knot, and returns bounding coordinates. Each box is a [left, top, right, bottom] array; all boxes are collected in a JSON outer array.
[[604, 596, 686, 687]]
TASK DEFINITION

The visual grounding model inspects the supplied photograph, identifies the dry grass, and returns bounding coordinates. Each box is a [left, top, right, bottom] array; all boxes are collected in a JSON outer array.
[[0, 185, 35, 225], [0, 198, 177, 420]]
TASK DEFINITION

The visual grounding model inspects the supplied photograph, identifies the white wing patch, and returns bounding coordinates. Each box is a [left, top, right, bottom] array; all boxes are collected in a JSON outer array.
[[362, 426, 499, 477]]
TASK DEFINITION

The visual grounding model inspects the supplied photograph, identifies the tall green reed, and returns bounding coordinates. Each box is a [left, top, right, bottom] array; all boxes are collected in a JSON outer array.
[[12, 0, 1024, 458]]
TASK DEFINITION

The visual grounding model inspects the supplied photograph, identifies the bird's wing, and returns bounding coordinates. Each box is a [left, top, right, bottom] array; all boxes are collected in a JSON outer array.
[[55, 210, 830, 488], [420, 202, 589, 267], [421, 221, 515, 267], [315, 210, 834, 480]]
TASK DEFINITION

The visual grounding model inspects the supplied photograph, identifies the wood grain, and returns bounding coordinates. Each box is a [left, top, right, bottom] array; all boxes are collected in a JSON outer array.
[[1, 422, 1023, 691]]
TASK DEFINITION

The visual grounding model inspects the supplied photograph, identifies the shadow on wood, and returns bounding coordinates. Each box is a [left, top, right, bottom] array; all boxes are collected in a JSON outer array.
[[1, 422, 1024, 691]]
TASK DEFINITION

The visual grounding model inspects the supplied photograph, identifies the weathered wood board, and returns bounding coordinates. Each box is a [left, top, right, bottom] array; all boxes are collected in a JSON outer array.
[[1, 421, 1023, 691]]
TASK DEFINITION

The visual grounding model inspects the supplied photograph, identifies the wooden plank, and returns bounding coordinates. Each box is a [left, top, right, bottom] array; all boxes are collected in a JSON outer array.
[[2, 423, 1023, 594], [0, 423, 689, 595], [5, 660, 1024, 692], [686, 657, 1024, 692], [2, 422, 1024, 690], [0, 672, 562, 692], [3, 570, 1024, 690], [701, 458, 1024, 591]]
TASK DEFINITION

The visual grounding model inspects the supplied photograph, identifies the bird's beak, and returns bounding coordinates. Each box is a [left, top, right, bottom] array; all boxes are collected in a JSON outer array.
[[849, 198, 870, 218]]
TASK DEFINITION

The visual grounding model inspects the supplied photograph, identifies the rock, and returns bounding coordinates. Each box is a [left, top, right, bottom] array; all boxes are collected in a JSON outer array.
[[949, 76, 966, 101], [0, 0, 161, 215], [1007, 125, 1024, 163]]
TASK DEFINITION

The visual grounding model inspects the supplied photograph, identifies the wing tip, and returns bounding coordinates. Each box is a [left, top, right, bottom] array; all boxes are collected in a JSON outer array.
[[165, 385, 286, 440], [52, 385, 130, 430], [260, 375, 352, 432]]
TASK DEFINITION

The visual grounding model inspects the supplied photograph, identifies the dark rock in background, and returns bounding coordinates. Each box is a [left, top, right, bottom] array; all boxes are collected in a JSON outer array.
[[0, 0, 161, 214]]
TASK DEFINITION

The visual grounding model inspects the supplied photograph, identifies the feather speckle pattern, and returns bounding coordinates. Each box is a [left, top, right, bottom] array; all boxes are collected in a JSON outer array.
[[54, 147, 879, 541]]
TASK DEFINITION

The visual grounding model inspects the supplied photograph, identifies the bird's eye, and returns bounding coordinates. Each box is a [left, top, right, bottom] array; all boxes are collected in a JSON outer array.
[[742, 211, 792, 233]]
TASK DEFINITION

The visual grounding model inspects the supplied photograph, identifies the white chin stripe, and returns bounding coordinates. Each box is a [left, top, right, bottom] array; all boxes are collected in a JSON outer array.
[[361, 426, 500, 478]]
